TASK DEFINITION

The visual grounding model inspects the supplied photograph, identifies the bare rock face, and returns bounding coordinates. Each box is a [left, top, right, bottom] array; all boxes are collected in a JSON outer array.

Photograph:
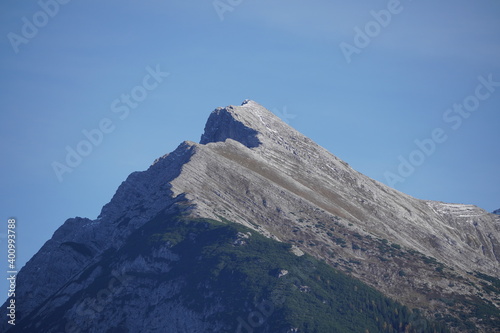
[[169, 101, 500, 330], [182, 101, 500, 274], [3, 100, 499, 332], [200, 102, 261, 148]]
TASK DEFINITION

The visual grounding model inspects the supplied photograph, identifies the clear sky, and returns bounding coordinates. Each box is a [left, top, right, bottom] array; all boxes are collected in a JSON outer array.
[[1, 0, 499, 286]]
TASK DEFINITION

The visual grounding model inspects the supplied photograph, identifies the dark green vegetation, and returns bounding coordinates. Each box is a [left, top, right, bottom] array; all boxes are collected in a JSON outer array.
[[138, 210, 447, 332], [299, 214, 500, 332], [7, 208, 454, 332]]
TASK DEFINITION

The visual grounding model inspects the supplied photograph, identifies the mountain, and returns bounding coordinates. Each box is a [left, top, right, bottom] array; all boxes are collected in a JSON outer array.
[[3, 100, 499, 332], [494, 209, 500, 215]]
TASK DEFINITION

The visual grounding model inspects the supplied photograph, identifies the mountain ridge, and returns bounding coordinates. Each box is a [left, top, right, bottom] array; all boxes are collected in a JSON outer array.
[[170, 101, 499, 274], [4, 100, 499, 332]]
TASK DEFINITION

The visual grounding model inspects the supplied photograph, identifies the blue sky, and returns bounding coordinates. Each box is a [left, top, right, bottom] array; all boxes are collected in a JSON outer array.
[[1, 0, 499, 285]]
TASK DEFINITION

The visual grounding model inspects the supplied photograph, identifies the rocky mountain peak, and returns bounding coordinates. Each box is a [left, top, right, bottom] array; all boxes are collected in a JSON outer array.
[[493, 208, 500, 215], [3, 101, 500, 333], [199, 100, 303, 149], [200, 101, 261, 148]]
